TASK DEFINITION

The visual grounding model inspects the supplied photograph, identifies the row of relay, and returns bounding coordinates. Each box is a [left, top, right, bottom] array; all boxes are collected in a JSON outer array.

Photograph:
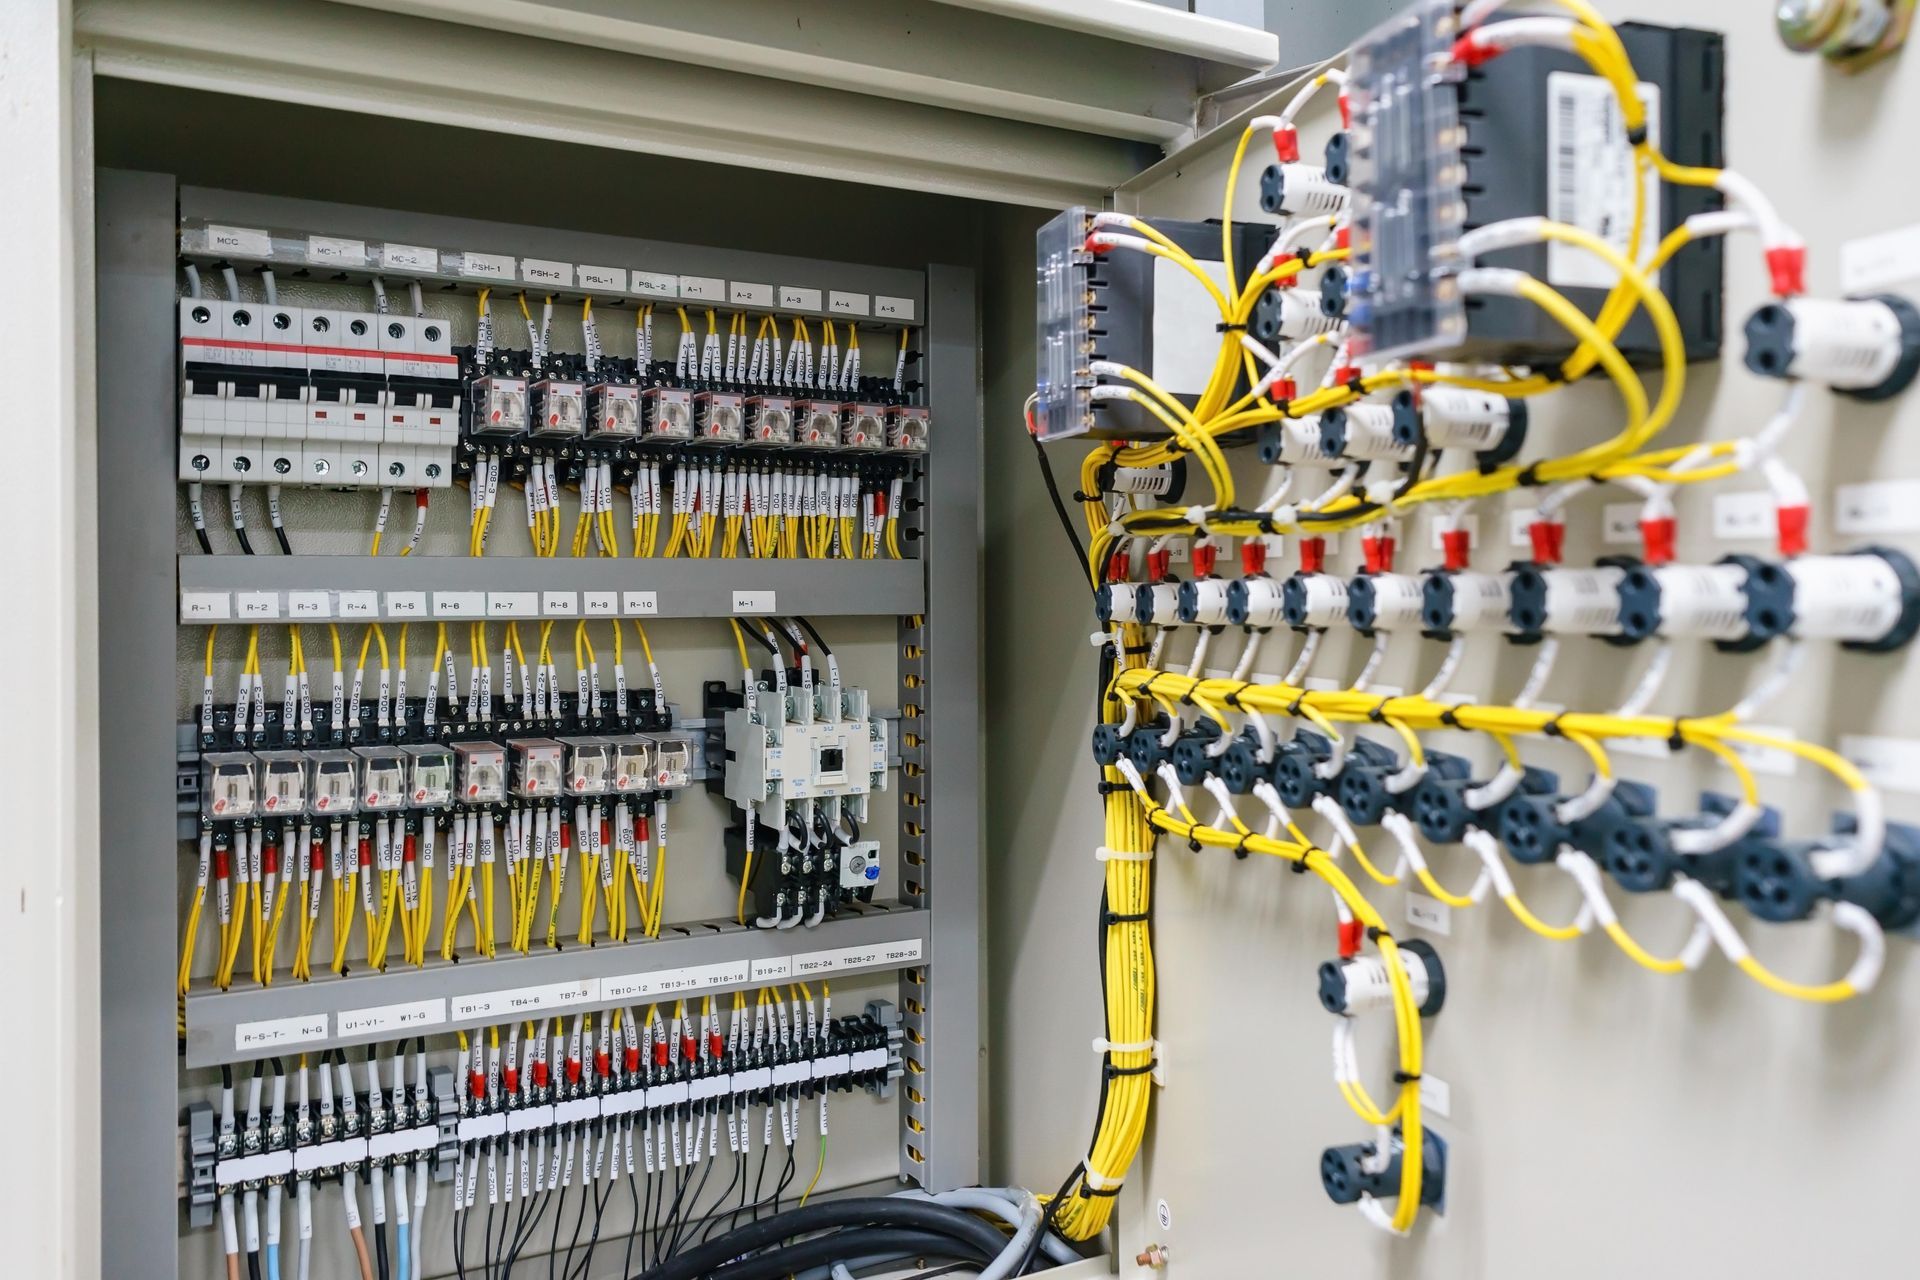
[[465, 347, 930, 453], [198, 735, 699, 823]]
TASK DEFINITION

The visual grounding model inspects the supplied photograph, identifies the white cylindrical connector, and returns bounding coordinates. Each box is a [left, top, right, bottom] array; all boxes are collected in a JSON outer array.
[[1265, 415, 1336, 465], [1268, 163, 1350, 217], [1107, 464, 1178, 496], [1228, 575, 1288, 628], [1272, 290, 1343, 341], [1331, 403, 1413, 462], [1426, 570, 1512, 634], [1284, 572, 1351, 630], [1642, 563, 1762, 643], [1320, 945, 1437, 1017], [1135, 582, 1184, 627], [1179, 576, 1234, 627], [1349, 572, 1426, 634], [1744, 295, 1920, 399], [1511, 564, 1627, 637], [1786, 552, 1913, 646], [1418, 386, 1515, 451]]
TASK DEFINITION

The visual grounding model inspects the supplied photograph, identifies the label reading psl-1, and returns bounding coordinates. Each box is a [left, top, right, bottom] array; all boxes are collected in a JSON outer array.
[[578, 264, 626, 291]]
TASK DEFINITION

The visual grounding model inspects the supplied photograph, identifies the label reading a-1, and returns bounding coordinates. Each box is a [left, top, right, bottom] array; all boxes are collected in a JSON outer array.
[[679, 276, 725, 301]]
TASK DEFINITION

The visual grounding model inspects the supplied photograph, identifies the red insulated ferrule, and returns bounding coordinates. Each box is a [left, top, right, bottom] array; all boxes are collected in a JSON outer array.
[[560, 823, 572, 852], [1333, 365, 1362, 386], [653, 1041, 670, 1068], [468, 1071, 485, 1099], [532, 1062, 550, 1088], [1107, 550, 1131, 583], [1441, 528, 1472, 571], [403, 835, 417, 864], [708, 1033, 725, 1059], [358, 839, 373, 869], [1241, 541, 1268, 575], [503, 1068, 519, 1093], [681, 1035, 698, 1063], [1337, 917, 1364, 959], [1449, 34, 1501, 67], [1640, 516, 1677, 566], [594, 1051, 611, 1077], [1337, 92, 1351, 128], [1273, 125, 1300, 164], [1335, 226, 1351, 252], [214, 849, 231, 879], [262, 845, 280, 877], [565, 1059, 582, 1084], [1529, 520, 1565, 566], [1776, 505, 1809, 558], [1192, 543, 1218, 577], [1299, 536, 1327, 575], [623, 1047, 640, 1073], [1147, 549, 1172, 583], [1765, 245, 1807, 299]]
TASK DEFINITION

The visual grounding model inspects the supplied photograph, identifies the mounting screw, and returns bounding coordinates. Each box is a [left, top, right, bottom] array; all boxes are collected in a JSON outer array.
[[273, 457, 292, 475]]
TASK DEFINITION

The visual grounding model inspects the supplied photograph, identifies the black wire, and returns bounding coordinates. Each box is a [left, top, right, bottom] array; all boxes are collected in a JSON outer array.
[[194, 527, 213, 554], [664, 1138, 718, 1259], [246, 1250, 262, 1280], [622, 1158, 642, 1280], [273, 523, 293, 555], [1031, 436, 1091, 594], [702, 1230, 991, 1280], [236, 525, 256, 556], [567, 1172, 615, 1280], [480, 1194, 495, 1280], [1015, 1162, 1086, 1275], [546, 1179, 570, 1280], [374, 1213, 390, 1280], [630, 1197, 1014, 1280], [697, 1153, 744, 1245], [793, 616, 833, 657]]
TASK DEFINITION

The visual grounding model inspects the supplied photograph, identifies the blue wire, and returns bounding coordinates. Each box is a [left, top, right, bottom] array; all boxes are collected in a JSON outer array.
[[265, 1243, 280, 1280], [395, 1224, 410, 1280]]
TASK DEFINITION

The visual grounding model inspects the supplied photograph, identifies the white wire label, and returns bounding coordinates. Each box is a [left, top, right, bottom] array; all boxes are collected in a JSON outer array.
[[339, 591, 379, 618], [779, 286, 822, 311], [432, 591, 485, 618], [1405, 892, 1452, 937], [622, 591, 659, 616], [233, 1013, 329, 1053], [1545, 71, 1661, 290], [873, 295, 915, 322], [383, 591, 426, 618], [453, 979, 600, 1022], [181, 591, 231, 621], [679, 276, 725, 301], [541, 592, 579, 617], [307, 235, 368, 268], [578, 264, 625, 291], [337, 998, 447, 1038], [379, 242, 437, 272], [730, 281, 773, 307], [237, 592, 281, 620], [520, 258, 574, 288], [288, 591, 331, 618], [828, 291, 869, 317], [457, 251, 516, 280], [205, 224, 272, 257], [583, 592, 618, 617], [487, 591, 538, 617], [731, 590, 776, 615], [631, 271, 679, 299]]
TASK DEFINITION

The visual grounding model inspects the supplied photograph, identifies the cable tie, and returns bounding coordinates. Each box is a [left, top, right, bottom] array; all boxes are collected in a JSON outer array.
[[1516, 462, 1546, 487], [1094, 845, 1153, 863], [1104, 1059, 1160, 1080], [1625, 123, 1648, 146], [1234, 832, 1255, 860], [1287, 696, 1306, 717], [1392, 1070, 1422, 1085], [1096, 781, 1129, 796], [1366, 925, 1392, 942], [1103, 909, 1152, 926], [1092, 1036, 1158, 1056], [1668, 718, 1690, 752], [1123, 643, 1152, 656], [1215, 321, 1248, 333], [1439, 706, 1462, 727], [1187, 834, 1203, 853], [1368, 698, 1393, 723], [1542, 715, 1566, 739]]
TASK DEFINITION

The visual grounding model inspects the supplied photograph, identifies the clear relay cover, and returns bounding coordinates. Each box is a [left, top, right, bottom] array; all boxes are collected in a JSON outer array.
[[1346, 0, 1471, 361], [1033, 205, 1095, 441]]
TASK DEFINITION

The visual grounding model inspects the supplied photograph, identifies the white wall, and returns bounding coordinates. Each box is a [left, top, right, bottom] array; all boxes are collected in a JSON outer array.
[[987, 5, 1920, 1276]]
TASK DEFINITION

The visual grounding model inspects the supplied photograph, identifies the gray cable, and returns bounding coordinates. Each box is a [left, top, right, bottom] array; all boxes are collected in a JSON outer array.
[[896, 1189, 1078, 1268]]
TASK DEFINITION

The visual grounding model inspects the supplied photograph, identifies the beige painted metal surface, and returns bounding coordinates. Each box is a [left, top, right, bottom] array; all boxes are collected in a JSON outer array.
[[986, 4, 1920, 1276]]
